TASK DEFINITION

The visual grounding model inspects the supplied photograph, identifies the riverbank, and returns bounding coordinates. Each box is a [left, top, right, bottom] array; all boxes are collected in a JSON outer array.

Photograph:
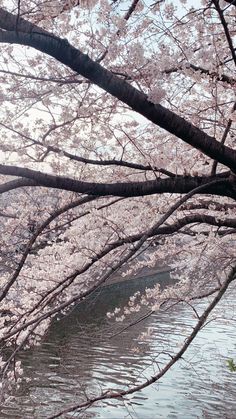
[[104, 262, 172, 287]]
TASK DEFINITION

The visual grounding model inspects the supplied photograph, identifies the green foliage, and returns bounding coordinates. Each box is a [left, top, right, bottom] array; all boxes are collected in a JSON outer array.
[[227, 359, 236, 372]]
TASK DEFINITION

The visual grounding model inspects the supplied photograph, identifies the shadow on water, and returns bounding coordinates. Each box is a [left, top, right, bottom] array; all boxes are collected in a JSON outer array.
[[1, 271, 236, 418]]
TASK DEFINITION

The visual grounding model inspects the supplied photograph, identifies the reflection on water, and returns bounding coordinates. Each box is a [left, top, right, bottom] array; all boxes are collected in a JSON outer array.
[[1, 271, 236, 418]]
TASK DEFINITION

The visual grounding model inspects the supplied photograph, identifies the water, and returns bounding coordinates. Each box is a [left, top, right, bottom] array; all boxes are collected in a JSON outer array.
[[1, 271, 236, 418]]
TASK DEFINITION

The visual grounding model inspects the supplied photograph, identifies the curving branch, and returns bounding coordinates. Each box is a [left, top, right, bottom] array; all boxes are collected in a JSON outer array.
[[41, 145, 177, 176], [110, 213, 236, 246], [48, 266, 236, 418], [213, 0, 236, 67]]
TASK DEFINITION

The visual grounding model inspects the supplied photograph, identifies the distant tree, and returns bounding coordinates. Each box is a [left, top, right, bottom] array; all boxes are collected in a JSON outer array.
[[0, 0, 235, 416]]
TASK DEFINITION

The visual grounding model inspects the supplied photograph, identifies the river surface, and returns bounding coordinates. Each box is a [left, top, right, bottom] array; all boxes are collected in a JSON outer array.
[[1, 271, 236, 418]]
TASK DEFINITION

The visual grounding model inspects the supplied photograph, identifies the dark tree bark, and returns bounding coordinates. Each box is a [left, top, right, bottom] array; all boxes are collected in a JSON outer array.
[[0, 164, 233, 198]]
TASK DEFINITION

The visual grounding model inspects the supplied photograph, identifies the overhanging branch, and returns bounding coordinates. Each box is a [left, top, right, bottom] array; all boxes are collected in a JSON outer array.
[[0, 8, 235, 171], [0, 164, 233, 198]]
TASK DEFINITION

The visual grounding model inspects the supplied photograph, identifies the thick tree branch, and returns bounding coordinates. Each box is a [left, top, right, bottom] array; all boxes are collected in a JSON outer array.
[[0, 164, 233, 198], [0, 9, 235, 171], [0, 178, 37, 193]]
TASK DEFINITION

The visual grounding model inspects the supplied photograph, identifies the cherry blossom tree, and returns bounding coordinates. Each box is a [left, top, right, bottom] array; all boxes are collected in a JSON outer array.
[[0, 0, 235, 416]]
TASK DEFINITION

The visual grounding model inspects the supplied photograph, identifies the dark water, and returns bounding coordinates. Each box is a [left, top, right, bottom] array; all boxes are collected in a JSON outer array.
[[1, 271, 236, 418]]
